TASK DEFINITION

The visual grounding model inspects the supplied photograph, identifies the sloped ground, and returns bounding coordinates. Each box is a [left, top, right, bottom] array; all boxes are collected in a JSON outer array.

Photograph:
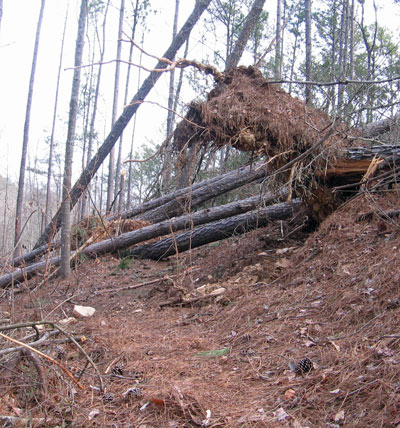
[[1, 191, 399, 428]]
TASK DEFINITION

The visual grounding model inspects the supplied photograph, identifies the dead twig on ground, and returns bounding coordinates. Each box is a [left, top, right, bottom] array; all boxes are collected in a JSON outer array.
[[0, 331, 84, 389]]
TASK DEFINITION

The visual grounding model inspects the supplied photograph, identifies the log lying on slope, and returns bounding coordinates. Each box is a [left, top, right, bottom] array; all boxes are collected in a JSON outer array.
[[130, 200, 302, 260], [13, 162, 268, 269], [107, 162, 266, 221], [84, 189, 287, 256], [139, 163, 269, 224], [0, 190, 288, 289]]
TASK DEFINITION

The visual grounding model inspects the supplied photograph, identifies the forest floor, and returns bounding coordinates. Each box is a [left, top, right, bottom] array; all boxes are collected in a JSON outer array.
[[1, 191, 400, 428]]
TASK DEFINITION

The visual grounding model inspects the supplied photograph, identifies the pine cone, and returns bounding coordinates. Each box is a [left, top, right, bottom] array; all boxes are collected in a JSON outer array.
[[289, 357, 313, 374], [112, 364, 124, 376], [123, 387, 143, 400], [102, 392, 114, 403]]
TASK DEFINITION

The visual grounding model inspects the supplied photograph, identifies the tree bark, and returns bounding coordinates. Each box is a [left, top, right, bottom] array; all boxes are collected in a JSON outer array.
[[360, 112, 400, 138], [0, 0, 3, 33], [130, 201, 302, 260], [85, 189, 287, 256], [60, 0, 87, 278], [35, 0, 212, 249], [141, 163, 268, 224], [304, 0, 312, 105], [108, 161, 266, 220], [14, 0, 46, 257], [274, 0, 282, 80], [45, 2, 69, 229], [225, 0, 266, 70], [108, 0, 125, 213]]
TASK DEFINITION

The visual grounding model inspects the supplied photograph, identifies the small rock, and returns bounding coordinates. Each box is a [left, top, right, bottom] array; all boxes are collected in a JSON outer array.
[[73, 305, 96, 318]]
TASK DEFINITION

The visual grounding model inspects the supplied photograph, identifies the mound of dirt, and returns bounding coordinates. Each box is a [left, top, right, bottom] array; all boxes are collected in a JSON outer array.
[[1, 191, 399, 427]]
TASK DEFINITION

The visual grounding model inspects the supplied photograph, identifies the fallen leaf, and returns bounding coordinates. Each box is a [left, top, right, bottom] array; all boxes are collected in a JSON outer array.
[[195, 347, 231, 357], [88, 409, 100, 420], [274, 407, 290, 421], [284, 388, 296, 400], [276, 258, 291, 268], [329, 341, 341, 352], [151, 397, 166, 407], [334, 410, 345, 422]]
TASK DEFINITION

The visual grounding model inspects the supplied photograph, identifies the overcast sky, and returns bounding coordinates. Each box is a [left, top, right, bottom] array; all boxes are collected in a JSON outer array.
[[0, 0, 399, 182]]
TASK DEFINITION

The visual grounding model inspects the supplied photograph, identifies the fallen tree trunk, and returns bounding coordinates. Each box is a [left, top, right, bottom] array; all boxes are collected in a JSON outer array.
[[0, 255, 61, 289], [360, 112, 400, 138], [139, 163, 269, 224], [34, 0, 212, 249], [16, 162, 267, 268], [11, 242, 60, 267], [130, 200, 303, 260], [84, 189, 287, 256], [107, 161, 266, 221], [0, 190, 287, 289]]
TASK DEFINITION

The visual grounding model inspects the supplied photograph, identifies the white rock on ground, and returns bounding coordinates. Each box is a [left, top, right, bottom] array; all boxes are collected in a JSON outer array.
[[73, 305, 96, 318]]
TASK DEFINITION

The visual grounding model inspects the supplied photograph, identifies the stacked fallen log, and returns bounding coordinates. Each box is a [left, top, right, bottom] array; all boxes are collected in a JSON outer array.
[[0, 190, 289, 289], [130, 200, 302, 260], [12, 162, 269, 269]]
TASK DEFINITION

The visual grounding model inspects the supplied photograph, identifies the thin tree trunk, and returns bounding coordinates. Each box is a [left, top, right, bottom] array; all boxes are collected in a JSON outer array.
[[45, 2, 69, 229], [107, 0, 125, 212], [60, 0, 87, 278], [127, 37, 143, 208], [14, 0, 46, 257], [81, 0, 111, 219], [162, 0, 181, 192], [120, 0, 140, 209], [304, 0, 312, 105], [225, 0, 266, 70], [35, 0, 212, 249], [274, 0, 282, 80]]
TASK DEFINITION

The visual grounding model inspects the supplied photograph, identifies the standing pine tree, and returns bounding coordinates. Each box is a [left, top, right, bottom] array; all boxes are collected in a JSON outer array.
[[14, 0, 46, 257], [60, 0, 87, 278]]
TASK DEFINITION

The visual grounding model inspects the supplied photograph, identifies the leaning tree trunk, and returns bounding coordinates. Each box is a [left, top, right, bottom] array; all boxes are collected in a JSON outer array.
[[108, 161, 267, 221], [130, 201, 302, 260], [14, 0, 46, 257], [60, 0, 87, 278], [225, 0, 267, 70], [140, 163, 269, 224], [35, 0, 212, 249]]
